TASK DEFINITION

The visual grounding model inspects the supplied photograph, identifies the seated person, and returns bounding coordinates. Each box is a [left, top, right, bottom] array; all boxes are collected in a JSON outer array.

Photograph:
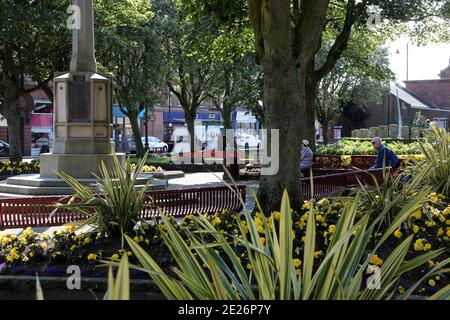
[[300, 140, 314, 176], [369, 137, 400, 169]]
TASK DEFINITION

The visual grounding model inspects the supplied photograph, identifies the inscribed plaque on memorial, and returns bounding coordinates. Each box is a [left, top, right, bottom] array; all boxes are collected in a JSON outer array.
[[69, 76, 91, 122]]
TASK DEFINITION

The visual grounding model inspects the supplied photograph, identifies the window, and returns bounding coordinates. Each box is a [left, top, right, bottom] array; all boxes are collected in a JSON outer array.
[[433, 118, 448, 129]]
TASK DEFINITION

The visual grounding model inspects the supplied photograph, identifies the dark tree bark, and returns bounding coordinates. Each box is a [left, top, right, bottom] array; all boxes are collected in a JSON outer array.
[[305, 61, 319, 151], [128, 110, 145, 158], [249, 0, 329, 214], [322, 121, 330, 145], [3, 90, 23, 163], [185, 110, 196, 163]]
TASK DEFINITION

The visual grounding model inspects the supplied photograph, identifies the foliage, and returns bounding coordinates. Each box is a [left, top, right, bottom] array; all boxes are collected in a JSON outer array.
[[316, 30, 394, 144], [412, 111, 431, 129], [55, 154, 152, 237], [0, 0, 70, 162], [413, 125, 450, 196], [95, 0, 166, 157], [2, 189, 449, 298], [317, 140, 422, 156], [0, 161, 40, 177], [114, 189, 450, 299]]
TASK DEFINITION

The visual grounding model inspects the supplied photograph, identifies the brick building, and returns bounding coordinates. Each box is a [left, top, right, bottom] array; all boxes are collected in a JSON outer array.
[[334, 60, 450, 138]]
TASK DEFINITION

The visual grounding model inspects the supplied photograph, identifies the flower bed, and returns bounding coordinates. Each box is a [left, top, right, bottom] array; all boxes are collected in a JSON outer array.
[[0, 161, 40, 180], [1, 191, 448, 296], [317, 139, 422, 156]]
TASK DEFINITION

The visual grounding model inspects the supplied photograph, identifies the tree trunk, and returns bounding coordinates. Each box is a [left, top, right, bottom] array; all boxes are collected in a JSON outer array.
[[3, 91, 23, 163], [185, 112, 196, 164], [256, 60, 303, 214], [222, 103, 233, 130], [322, 121, 330, 145], [129, 113, 144, 158], [305, 64, 318, 151]]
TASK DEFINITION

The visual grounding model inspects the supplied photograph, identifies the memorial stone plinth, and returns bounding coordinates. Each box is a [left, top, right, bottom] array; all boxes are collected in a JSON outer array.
[[40, 72, 123, 179]]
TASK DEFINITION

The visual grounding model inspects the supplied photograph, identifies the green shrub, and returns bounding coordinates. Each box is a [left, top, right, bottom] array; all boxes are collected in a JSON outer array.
[[55, 153, 152, 237], [118, 190, 450, 300], [413, 125, 450, 196]]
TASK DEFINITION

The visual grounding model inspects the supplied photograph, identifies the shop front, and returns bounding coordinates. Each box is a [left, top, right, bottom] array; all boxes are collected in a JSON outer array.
[[31, 100, 53, 156]]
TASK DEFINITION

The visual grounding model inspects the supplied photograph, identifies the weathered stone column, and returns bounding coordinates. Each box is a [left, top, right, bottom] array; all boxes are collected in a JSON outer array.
[[70, 0, 97, 73], [40, 0, 124, 179]]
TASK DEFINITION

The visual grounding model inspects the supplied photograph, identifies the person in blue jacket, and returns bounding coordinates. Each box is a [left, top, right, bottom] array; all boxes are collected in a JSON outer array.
[[370, 137, 400, 169]]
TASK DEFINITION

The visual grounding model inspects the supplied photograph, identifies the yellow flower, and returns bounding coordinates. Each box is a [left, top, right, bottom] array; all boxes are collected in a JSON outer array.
[[70, 245, 77, 251], [425, 220, 436, 228], [302, 202, 310, 210], [246, 263, 253, 270], [22, 227, 34, 238], [424, 243, 432, 251], [293, 258, 302, 268], [127, 251, 132, 256], [87, 253, 97, 261], [398, 286, 405, 294], [2, 238, 10, 245], [413, 239, 424, 252], [328, 225, 336, 233], [273, 211, 281, 221], [259, 237, 266, 246], [317, 198, 329, 206], [437, 228, 444, 236], [447, 229, 450, 237], [394, 229, 403, 239], [40, 242, 48, 250], [443, 207, 450, 216], [111, 254, 119, 261], [212, 217, 222, 226], [370, 255, 383, 266], [65, 225, 76, 232], [133, 236, 140, 244], [412, 225, 419, 234], [314, 251, 323, 259], [83, 237, 91, 245], [411, 210, 422, 220], [254, 217, 263, 226], [428, 279, 436, 287], [257, 226, 264, 234], [295, 247, 301, 255], [316, 215, 324, 223]]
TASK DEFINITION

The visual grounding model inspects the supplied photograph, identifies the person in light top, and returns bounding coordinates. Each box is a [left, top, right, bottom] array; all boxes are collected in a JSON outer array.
[[300, 140, 314, 175]]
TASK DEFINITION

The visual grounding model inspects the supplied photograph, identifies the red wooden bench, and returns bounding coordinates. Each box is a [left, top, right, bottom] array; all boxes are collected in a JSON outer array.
[[0, 185, 246, 230], [301, 168, 396, 201]]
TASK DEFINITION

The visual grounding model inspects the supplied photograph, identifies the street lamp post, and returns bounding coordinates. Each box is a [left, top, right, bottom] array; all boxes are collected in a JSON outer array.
[[396, 43, 409, 81]]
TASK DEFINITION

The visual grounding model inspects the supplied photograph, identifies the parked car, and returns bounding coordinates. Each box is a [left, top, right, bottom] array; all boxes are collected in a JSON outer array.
[[128, 136, 169, 154], [236, 134, 261, 150], [0, 140, 9, 157]]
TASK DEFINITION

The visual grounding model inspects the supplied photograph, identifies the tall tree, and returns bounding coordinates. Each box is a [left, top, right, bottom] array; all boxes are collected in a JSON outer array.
[[0, 0, 70, 162], [165, 3, 216, 161], [95, 0, 167, 158], [209, 55, 263, 130], [184, 0, 448, 213], [316, 34, 393, 144]]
